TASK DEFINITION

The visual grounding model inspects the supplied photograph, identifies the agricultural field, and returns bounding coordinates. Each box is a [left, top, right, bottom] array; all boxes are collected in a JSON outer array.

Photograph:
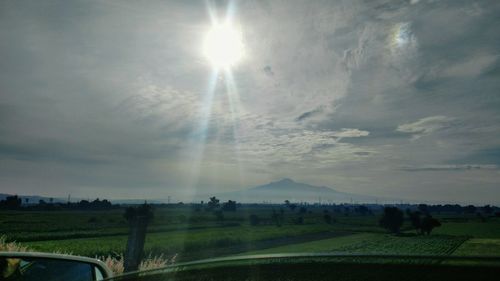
[[1, 205, 500, 264], [244, 233, 467, 256], [453, 239, 500, 256], [433, 220, 500, 238], [24, 224, 341, 260]]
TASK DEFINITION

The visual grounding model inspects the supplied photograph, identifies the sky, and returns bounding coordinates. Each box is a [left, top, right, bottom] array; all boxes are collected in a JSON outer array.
[[1, 0, 499, 204]]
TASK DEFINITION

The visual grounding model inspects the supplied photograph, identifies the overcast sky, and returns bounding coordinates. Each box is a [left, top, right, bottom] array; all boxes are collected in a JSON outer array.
[[1, 0, 499, 204]]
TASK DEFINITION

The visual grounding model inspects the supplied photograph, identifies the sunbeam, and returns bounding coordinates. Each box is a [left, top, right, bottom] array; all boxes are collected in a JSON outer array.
[[185, 0, 247, 198]]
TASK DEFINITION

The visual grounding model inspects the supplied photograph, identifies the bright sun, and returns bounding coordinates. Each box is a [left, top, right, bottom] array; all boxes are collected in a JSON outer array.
[[203, 22, 244, 68]]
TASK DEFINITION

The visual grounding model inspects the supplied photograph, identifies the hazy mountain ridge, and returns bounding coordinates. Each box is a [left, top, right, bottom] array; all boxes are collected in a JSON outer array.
[[2, 179, 400, 205], [217, 178, 391, 204]]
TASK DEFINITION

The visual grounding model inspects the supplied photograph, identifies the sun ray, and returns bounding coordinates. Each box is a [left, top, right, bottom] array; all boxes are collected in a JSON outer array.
[[185, 0, 247, 198]]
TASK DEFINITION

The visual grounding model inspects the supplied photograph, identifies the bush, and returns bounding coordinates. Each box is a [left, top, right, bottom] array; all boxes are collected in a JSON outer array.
[[293, 216, 304, 225], [323, 214, 333, 224], [249, 214, 260, 226], [214, 210, 224, 221], [88, 217, 98, 223]]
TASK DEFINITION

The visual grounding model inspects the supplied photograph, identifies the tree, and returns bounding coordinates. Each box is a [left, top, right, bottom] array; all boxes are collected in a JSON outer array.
[[0, 195, 22, 210], [221, 200, 237, 211], [406, 210, 422, 234], [379, 207, 404, 234], [464, 205, 477, 214], [355, 205, 371, 215], [420, 215, 441, 235], [124, 203, 154, 222], [418, 204, 429, 215], [207, 196, 220, 211], [482, 205, 493, 215]]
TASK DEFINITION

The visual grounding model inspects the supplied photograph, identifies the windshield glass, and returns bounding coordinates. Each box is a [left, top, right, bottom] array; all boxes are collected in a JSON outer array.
[[1, 0, 500, 278]]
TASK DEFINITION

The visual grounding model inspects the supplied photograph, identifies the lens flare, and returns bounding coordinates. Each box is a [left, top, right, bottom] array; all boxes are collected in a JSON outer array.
[[203, 22, 244, 68]]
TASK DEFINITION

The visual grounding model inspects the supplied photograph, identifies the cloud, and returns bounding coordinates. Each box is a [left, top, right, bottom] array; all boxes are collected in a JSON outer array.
[[1, 0, 500, 203], [295, 107, 324, 122], [442, 54, 498, 78], [400, 164, 498, 171], [396, 116, 456, 139]]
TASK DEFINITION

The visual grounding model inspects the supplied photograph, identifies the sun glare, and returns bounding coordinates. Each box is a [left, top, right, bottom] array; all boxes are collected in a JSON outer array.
[[203, 22, 244, 68]]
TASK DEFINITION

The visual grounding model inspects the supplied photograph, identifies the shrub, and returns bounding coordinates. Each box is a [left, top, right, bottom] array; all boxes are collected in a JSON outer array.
[[249, 214, 260, 226], [323, 214, 333, 224], [88, 217, 98, 223], [214, 210, 224, 221], [293, 216, 304, 225]]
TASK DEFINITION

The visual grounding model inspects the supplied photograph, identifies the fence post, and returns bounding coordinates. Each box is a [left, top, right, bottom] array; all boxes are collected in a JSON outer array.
[[123, 204, 153, 272]]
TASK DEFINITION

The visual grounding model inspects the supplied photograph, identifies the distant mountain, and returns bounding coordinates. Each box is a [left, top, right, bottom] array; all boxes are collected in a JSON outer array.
[[110, 199, 166, 205], [217, 178, 391, 204]]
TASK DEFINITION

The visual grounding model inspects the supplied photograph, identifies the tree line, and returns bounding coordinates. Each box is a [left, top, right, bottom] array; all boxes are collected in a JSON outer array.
[[0, 195, 117, 210]]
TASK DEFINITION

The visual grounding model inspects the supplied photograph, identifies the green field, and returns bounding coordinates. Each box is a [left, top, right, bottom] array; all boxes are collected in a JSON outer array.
[[242, 233, 377, 255], [244, 233, 467, 256], [453, 239, 500, 256], [2, 206, 500, 264], [433, 221, 500, 238], [25, 224, 340, 259]]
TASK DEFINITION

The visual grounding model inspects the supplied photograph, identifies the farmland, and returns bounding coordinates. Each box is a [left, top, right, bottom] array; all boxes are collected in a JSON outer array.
[[1, 204, 500, 264], [245, 233, 468, 256]]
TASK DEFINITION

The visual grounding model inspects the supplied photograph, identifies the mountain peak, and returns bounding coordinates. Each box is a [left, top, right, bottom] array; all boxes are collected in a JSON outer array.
[[219, 178, 386, 203], [276, 178, 295, 184]]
